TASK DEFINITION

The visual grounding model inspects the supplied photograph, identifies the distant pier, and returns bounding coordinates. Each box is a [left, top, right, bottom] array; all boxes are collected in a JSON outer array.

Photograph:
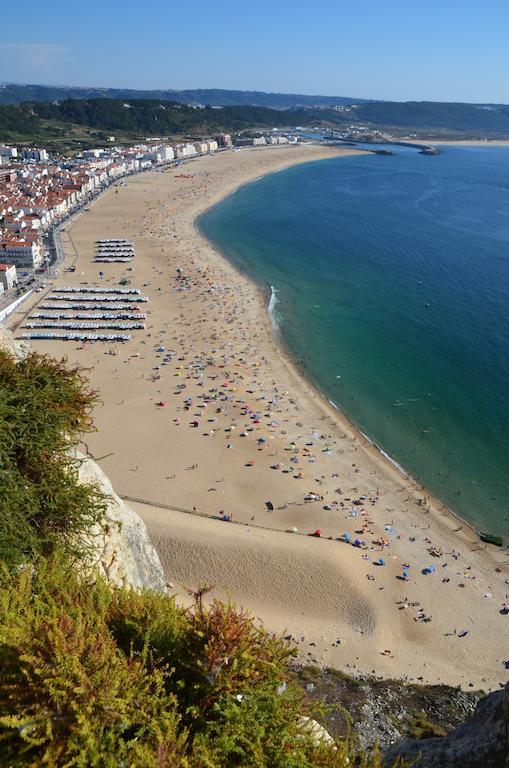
[[322, 137, 441, 155]]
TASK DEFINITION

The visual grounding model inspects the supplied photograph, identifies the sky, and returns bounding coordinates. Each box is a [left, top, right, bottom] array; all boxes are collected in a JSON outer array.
[[1, 0, 509, 103]]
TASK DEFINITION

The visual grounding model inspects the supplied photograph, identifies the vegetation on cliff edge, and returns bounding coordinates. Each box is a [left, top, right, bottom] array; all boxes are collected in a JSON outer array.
[[0, 346, 391, 766], [0, 349, 106, 567]]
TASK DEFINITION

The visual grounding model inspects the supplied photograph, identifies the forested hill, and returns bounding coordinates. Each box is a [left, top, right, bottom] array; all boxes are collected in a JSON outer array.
[[353, 100, 509, 130], [3, 97, 509, 146], [0, 83, 367, 108], [0, 99, 311, 142]]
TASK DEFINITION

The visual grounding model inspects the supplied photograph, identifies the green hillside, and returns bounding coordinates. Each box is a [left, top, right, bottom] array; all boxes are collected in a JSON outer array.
[[0, 98, 308, 146], [3, 97, 509, 148]]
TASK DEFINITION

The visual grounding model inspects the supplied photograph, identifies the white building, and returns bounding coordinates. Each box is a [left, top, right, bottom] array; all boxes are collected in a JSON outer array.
[[158, 146, 175, 162], [0, 236, 43, 269], [83, 149, 105, 159], [194, 142, 208, 155], [252, 137, 266, 146], [22, 149, 49, 162], [207, 140, 218, 152], [0, 263, 17, 290], [0, 146, 18, 160]]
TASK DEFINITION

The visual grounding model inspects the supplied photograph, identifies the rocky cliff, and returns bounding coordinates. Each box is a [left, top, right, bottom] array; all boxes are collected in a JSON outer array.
[[384, 682, 508, 767], [78, 452, 166, 591], [0, 323, 166, 592]]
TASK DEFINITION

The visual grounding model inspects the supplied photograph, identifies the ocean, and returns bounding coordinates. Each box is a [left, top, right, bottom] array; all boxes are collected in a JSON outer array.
[[198, 145, 509, 536]]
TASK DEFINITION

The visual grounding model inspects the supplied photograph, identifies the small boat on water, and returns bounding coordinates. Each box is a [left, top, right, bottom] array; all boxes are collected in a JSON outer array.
[[478, 531, 504, 547]]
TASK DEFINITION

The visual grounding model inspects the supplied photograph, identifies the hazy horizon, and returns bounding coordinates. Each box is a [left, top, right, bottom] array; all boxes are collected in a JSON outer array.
[[4, 79, 509, 107]]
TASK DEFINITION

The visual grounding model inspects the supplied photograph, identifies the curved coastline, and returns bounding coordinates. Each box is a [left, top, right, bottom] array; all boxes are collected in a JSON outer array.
[[14, 144, 508, 689], [195, 165, 487, 550]]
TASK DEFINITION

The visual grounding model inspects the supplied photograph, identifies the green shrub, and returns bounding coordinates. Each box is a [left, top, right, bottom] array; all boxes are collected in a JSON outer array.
[[0, 557, 389, 766], [407, 714, 447, 739], [0, 557, 186, 767], [0, 350, 106, 566]]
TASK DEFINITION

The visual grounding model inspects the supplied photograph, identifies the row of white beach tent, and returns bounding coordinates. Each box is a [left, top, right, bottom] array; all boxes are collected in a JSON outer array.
[[96, 239, 133, 244], [48, 295, 147, 303], [57, 287, 141, 294], [94, 257, 133, 263], [96, 247, 134, 253], [40, 302, 145, 311], [95, 238, 135, 262], [23, 283, 148, 341], [95, 248, 134, 259], [22, 332, 131, 342], [32, 312, 147, 320], [24, 321, 145, 330]]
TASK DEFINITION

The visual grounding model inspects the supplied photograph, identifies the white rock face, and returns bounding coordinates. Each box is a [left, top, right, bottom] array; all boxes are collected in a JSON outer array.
[[78, 453, 167, 591], [1, 323, 167, 592], [299, 717, 336, 747], [0, 324, 31, 360]]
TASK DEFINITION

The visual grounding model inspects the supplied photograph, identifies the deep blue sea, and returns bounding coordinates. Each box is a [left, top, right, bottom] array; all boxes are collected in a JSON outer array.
[[198, 146, 509, 536]]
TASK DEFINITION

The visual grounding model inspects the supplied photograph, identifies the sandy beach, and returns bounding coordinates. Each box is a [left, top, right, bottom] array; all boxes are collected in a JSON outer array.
[[10, 144, 509, 691]]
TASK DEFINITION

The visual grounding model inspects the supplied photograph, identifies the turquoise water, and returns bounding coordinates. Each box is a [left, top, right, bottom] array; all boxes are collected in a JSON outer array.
[[198, 146, 509, 536]]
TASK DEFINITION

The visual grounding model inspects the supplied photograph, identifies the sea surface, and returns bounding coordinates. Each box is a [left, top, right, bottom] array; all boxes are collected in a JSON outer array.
[[198, 146, 509, 536]]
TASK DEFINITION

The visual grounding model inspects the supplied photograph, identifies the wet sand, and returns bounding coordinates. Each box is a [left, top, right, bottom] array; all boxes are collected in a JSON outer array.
[[10, 144, 509, 690]]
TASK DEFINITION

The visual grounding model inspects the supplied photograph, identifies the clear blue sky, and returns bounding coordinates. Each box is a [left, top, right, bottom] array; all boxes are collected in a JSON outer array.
[[1, 0, 508, 103]]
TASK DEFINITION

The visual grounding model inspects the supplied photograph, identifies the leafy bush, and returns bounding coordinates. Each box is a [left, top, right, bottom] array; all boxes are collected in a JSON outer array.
[[0, 350, 106, 566], [0, 558, 185, 767], [407, 714, 447, 739], [0, 558, 387, 767]]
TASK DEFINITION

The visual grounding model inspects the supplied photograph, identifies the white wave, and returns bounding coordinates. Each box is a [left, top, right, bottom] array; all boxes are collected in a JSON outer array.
[[268, 286, 279, 328]]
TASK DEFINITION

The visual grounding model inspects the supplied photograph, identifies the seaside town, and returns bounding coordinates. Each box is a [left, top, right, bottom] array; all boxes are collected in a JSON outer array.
[[0, 131, 311, 312], [0, 136, 223, 295]]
